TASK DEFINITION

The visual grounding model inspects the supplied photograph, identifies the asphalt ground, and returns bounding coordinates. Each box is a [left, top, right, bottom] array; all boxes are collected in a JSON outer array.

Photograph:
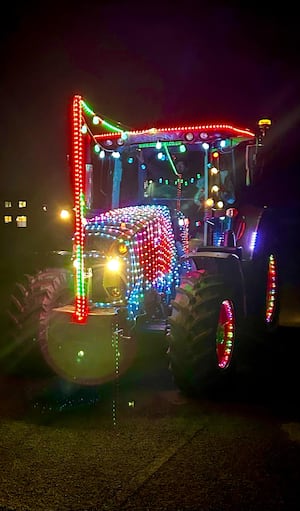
[[0, 325, 299, 511]]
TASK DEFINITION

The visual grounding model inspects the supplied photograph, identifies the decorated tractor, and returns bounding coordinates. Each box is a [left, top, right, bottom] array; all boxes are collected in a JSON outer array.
[[5, 95, 282, 395]]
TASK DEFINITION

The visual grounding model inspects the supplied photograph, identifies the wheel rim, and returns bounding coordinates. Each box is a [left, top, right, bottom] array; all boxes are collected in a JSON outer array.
[[265, 254, 277, 324], [216, 300, 235, 369]]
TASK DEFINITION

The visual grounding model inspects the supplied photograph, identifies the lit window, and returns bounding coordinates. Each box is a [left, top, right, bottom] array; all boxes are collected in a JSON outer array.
[[4, 201, 12, 208], [16, 215, 27, 227], [18, 200, 27, 208], [4, 216, 12, 223]]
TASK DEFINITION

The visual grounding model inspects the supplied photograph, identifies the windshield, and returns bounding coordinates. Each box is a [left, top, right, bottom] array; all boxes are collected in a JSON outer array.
[[87, 139, 246, 222], [120, 146, 205, 216]]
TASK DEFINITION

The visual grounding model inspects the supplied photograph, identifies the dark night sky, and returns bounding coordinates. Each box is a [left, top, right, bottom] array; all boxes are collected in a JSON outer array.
[[1, 1, 300, 204]]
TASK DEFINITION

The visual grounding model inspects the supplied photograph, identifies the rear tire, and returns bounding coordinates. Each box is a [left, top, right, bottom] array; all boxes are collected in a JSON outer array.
[[167, 269, 239, 397], [4, 268, 72, 376]]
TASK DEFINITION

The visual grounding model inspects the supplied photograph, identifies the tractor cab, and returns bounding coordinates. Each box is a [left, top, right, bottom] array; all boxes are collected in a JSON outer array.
[[80, 101, 265, 246]]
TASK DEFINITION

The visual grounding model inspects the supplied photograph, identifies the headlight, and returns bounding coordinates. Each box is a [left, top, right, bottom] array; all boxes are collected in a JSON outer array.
[[106, 257, 122, 272]]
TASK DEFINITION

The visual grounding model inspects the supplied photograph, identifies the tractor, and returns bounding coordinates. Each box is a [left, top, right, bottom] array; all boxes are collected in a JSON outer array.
[[5, 95, 284, 395]]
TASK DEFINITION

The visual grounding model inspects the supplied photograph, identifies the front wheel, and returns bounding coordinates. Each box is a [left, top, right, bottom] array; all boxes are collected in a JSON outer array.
[[167, 269, 239, 397]]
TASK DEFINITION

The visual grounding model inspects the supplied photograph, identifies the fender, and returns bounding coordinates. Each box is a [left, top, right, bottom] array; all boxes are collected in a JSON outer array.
[[183, 249, 247, 317]]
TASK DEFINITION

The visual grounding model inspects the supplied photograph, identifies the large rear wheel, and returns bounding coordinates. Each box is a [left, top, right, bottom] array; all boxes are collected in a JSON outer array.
[[4, 268, 72, 376], [167, 269, 239, 397]]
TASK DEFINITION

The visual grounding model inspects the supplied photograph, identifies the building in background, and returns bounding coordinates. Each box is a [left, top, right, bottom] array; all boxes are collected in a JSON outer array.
[[1, 195, 73, 265], [3, 198, 33, 228]]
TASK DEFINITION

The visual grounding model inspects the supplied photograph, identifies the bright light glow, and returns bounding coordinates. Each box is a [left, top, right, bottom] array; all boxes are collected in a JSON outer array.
[[112, 151, 120, 158], [216, 201, 224, 208], [106, 257, 122, 272], [156, 141, 162, 149], [206, 198, 214, 207], [99, 150, 105, 159], [249, 231, 257, 251], [211, 185, 219, 192], [202, 142, 209, 151], [60, 209, 71, 220], [93, 116, 100, 125], [258, 118, 272, 127], [211, 167, 219, 175]]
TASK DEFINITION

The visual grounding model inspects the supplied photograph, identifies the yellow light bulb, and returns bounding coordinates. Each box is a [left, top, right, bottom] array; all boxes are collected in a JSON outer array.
[[206, 198, 214, 207], [60, 209, 71, 220], [106, 257, 121, 272]]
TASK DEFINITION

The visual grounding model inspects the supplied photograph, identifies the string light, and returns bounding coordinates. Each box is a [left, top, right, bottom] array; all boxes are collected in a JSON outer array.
[[85, 205, 184, 313], [71, 95, 88, 323], [206, 198, 214, 207], [72, 94, 256, 326]]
